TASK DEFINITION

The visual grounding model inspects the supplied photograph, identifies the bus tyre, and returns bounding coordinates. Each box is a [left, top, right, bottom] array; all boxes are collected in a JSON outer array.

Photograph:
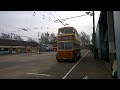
[[113, 71, 117, 78], [57, 59, 61, 62], [73, 56, 76, 62], [79, 53, 81, 58]]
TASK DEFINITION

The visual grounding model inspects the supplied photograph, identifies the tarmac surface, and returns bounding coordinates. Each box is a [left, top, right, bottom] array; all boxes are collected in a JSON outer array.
[[0, 50, 112, 79]]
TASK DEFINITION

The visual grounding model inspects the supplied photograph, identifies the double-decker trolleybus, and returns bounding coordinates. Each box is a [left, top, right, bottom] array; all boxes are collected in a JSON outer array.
[[56, 26, 81, 62]]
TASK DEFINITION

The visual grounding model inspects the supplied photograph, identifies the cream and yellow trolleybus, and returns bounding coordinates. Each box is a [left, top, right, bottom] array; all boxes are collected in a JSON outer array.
[[56, 26, 81, 62]]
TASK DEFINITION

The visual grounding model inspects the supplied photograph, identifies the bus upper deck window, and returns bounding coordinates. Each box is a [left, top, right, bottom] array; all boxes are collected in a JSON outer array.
[[59, 29, 64, 34], [73, 30, 75, 34], [64, 29, 73, 34]]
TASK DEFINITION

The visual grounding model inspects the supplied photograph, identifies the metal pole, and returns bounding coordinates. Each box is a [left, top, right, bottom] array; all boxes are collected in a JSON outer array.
[[38, 32, 41, 53], [38, 32, 39, 43], [93, 11, 96, 59], [10, 33, 12, 54]]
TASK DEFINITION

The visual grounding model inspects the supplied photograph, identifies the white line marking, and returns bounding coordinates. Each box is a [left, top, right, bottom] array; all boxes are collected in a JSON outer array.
[[62, 50, 90, 79], [83, 76, 89, 79], [26, 73, 51, 77]]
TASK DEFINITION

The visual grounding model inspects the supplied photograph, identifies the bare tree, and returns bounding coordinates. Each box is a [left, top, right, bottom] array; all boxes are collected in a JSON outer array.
[[80, 32, 91, 47], [14, 35, 24, 41], [48, 33, 57, 44], [10, 33, 24, 41], [0, 33, 24, 41], [40, 32, 50, 44], [40, 32, 57, 44], [27, 37, 36, 42], [0, 33, 11, 40]]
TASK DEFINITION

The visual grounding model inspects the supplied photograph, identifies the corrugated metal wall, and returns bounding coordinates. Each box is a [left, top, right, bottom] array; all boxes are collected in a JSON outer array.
[[96, 23, 101, 58], [113, 11, 120, 78]]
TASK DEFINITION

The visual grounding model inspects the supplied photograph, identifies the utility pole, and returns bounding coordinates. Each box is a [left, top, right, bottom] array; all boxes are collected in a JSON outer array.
[[38, 32, 40, 43], [93, 11, 96, 59], [85, 11, 96, 58], [10, 33, 13, 54], [38, 32, 41, 53]]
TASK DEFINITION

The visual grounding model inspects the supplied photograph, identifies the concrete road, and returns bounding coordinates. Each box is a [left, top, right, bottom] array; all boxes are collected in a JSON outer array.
[[0, 50, 111, 79], [0, 50, 86, 79]]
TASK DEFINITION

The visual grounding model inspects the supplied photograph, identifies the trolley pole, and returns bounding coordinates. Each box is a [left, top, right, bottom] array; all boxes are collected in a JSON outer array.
[[93, 11, 96, 59]]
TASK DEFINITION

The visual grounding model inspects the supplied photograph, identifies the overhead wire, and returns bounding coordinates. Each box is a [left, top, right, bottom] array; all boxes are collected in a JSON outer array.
[[52, 12, 67, 26], [46, 12, 64, 25], [54, 11, 84, 26]]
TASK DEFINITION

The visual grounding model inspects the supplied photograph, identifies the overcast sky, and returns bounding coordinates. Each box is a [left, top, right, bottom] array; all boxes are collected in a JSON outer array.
[[0, 11, 100, 41]]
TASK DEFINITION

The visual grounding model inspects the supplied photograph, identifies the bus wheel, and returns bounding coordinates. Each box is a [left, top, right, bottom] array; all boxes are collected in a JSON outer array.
[[112, 71, 117, 78], [79, 53, 81, 58], [73, 56, 76, 62], [57, 59, 61, 62]]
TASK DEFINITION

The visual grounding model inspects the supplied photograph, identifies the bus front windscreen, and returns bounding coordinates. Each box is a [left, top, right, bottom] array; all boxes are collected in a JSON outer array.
[[58, 42, 73, 50]]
